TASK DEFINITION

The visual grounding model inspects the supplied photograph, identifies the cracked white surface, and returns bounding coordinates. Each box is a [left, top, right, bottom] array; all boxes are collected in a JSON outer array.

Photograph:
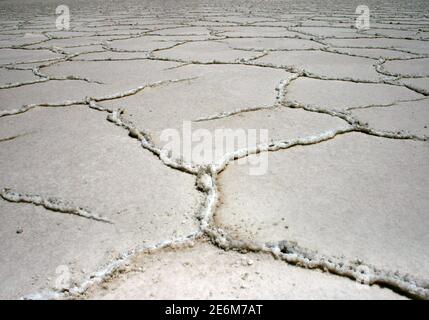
[[0, 0, 428, 300], [216, 133, 429, 280]]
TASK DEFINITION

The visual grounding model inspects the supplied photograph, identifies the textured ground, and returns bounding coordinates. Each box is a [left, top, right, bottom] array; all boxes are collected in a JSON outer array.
[[0, 0, 428, 300]]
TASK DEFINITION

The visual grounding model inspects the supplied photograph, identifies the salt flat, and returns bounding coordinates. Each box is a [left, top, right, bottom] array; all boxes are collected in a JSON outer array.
[[0, 0, 428, 300]]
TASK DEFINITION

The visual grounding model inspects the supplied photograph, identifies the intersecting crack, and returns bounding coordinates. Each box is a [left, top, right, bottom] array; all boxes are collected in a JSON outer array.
[[18, 110, 428, 299]]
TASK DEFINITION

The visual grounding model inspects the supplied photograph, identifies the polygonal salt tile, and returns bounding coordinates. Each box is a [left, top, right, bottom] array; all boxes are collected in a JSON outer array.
[[329, 47, 418, 60], [382, 58, 429, 77], [0, 106, 201, 299], [285, 77, 422, 111], [0, 48, 63, 65], [221, 37, 324, 51], [255, 50, 382, 81], [216, 133, 429, 281], [153, 40, 259, 63], [351, 98, 429, 138], [324, 38, 429, 55]]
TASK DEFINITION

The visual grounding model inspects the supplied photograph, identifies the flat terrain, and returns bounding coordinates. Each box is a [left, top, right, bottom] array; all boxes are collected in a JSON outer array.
[[0, 0, 428, 299]]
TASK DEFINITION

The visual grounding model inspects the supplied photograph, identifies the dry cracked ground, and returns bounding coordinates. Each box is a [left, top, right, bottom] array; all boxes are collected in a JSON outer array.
[[0, 0, 428, 300]]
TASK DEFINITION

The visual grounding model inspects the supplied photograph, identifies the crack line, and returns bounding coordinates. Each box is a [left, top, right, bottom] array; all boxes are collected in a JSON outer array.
[[0, 188, 112, 224]]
